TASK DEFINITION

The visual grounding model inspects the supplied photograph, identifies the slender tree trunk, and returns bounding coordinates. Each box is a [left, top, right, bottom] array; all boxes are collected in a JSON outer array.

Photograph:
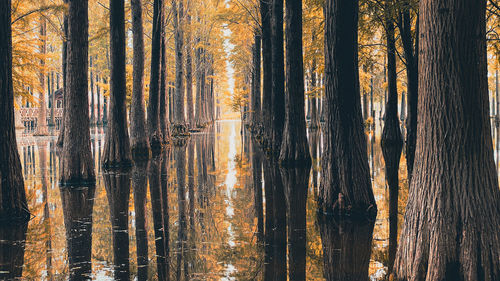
[[90, 56, 95, 125], [103, 0, 132, 168], [60, 0, 95, 185], [36, 10, 49, 136], [310, 44, 320, 129], [172, 0, 188, 135], [271, 0, 285, 156], [159, 19, 170, 144], [130, 0, 151, 159], [251, 32, 262, 132], [260, 0, 273, 147], [186, 13, 194, 129], [319, 0, 376, 216], [0, 0, 29, 221], [147, 0, 164, 152], [195, 40, 202, 128], [50, 72, 55, 126], [280, 0, 311, 165], [394, 0, 500, 279], [96, 69, 101, 125]]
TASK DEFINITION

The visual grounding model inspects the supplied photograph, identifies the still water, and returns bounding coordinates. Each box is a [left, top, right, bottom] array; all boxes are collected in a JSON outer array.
[[5, 120, 412, 280]]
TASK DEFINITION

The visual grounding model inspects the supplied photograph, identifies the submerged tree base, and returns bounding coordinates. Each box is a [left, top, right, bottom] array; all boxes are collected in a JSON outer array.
[[171, 124, 190, 137]]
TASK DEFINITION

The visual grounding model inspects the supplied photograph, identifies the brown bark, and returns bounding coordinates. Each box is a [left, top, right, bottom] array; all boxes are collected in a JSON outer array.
[[90, 57, 95, 125], [186, 13, 194, 129], [103, 0, 132, 168], [319, 0, 376, 216], [279, 0, 311, 166], [271, 0, 285, 156], [0, 0, 29, 221], [132, 160, 149, 280], [172, 0, 188, 136], [36, 10, 49, 136], [130, 0, 151, 159], [260, 0, 273, 147], [393, 0, 500, 279], [159, 21, 170, 144], [148, 0, 164, 152], [60, 185, 95, 280], [57, 2, 68, 148], [60, 0, 95, 185]]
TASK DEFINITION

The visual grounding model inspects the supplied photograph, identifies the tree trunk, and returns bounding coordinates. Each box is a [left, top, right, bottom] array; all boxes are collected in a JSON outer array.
[[159, 21, 170, 144], [36, 10, 49, 136], [147, 0, 164, 152], [60, 185, 95, 280], [280, 0, 311, 166], [104, 171, 131, 280], [132, 160, 149, 280], [90, 56, 95, 125], [130, 0, 151, 159], [186, 13, 194, 129], [103, 0, 132, 168], [260, 0, 273, 147], [60, 0, 95, 185], [0, 0, 29, 221], [319, 0, 376, 216], [96, 70, 101, 125], [393, 0, 500, 279], [251, 32, 262, 133], [310, 46, 320, 129], [172, 0, 188, 136], [195, 40, 203, 128], [271, 0, 285, 156]]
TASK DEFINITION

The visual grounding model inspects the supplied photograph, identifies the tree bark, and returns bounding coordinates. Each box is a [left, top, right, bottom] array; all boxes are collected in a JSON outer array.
[[103, 0, 132, 168], [60, 0, 95, 185], [90, 56, 95, 125], [147, 0, 164, 152], [159, 20, 170, 144], [279, 0, 311, 166], [393, 0, 500, 279], [130, 0, 151, 159], [271, 0, 285, 156], [186, 13, 194, 129], [57, 0, 68, 147], [0, 0, 29, 221], [319, 0, 376, 216], [260, 0, 273, 147], [251, 32, 262, 133], [310, 39, 320, 130], [172, 0, 188, 136]]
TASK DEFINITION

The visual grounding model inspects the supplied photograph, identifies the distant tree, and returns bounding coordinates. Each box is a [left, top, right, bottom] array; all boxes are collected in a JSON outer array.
[[35, 7, 49, 136], [393, 0, 500, 279], [102, 0, 132, 168], [0, 0, 29, 221], [186, 13, 194, 129]]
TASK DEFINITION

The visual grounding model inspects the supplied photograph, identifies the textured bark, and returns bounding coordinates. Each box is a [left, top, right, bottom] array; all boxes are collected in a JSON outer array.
[[271, 0, 285, 156], [147, 0, 164, 151], [132, 161, 149, 280], [185, 14, 194, 129], [319, 0, 376, 215], [0, 0, 29, 221], [90, 57, 95, 125], [319, 216, 375, 281], [260, 0, 273, 147], [57, 1, 68, 147], [251, 32, 262, 132], [96, 70, 101, 124], [279, 0, 311, 166], [172, 0, 188, 135], [0, 223, 28, 279], [281, 166, 310, 281], [60, 185, 95, 280], [36, 11, 49, 136], [103, 0, 132, 168], [194, 41, 203, 128], [60, 0, 95, 185], [104, 171, 131, 280], [393, 0, 500, 280], [159, 24, 170, 144], [130, 0, 151, 159]]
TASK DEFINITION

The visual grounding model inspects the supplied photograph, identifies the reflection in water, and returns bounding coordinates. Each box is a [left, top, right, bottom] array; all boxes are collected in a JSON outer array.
[[319, 216, 375, 281], [104, 170, 131, 280], [0, 223, 28, 279], [13, 120, 424, 280], [60, 185, 95, 280]]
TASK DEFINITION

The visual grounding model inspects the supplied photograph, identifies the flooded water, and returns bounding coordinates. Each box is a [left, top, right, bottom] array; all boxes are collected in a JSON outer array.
[[7, 120, 416, 280]]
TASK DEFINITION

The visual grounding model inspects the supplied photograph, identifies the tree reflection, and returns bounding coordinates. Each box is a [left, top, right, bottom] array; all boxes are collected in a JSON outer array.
[[60, 185, 96, 281], [132, 160, 149, 281], [104, 170, 131, 280], [0, 223, 28, 279], [318, 215, 375, 281]]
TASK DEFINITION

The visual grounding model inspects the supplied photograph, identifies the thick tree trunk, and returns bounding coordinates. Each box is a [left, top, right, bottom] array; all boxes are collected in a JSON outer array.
[[132, 160, 149, 280], [130, 0, 151, 159], [147, 0, 164, 152], [251, 32, 262, 133], [281, 166, 310, 281], [186, 14, 194, 129], [104, 171, 131, 280], [0, 0, 29, 221], [319, 0, 376, 216], [103, 0, 132, 168], [172, 0, 188, 136], [394, 0, 500, 279], [60, 0, 95, 185], [60, 185, 95, 280], [319, 216, 375, 281], [280, 0, 311, 166], [36, 12, 49, 136], [159, 23, 170, 144], [271, 0, 285, 156], [260, 0, 273, 147]]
